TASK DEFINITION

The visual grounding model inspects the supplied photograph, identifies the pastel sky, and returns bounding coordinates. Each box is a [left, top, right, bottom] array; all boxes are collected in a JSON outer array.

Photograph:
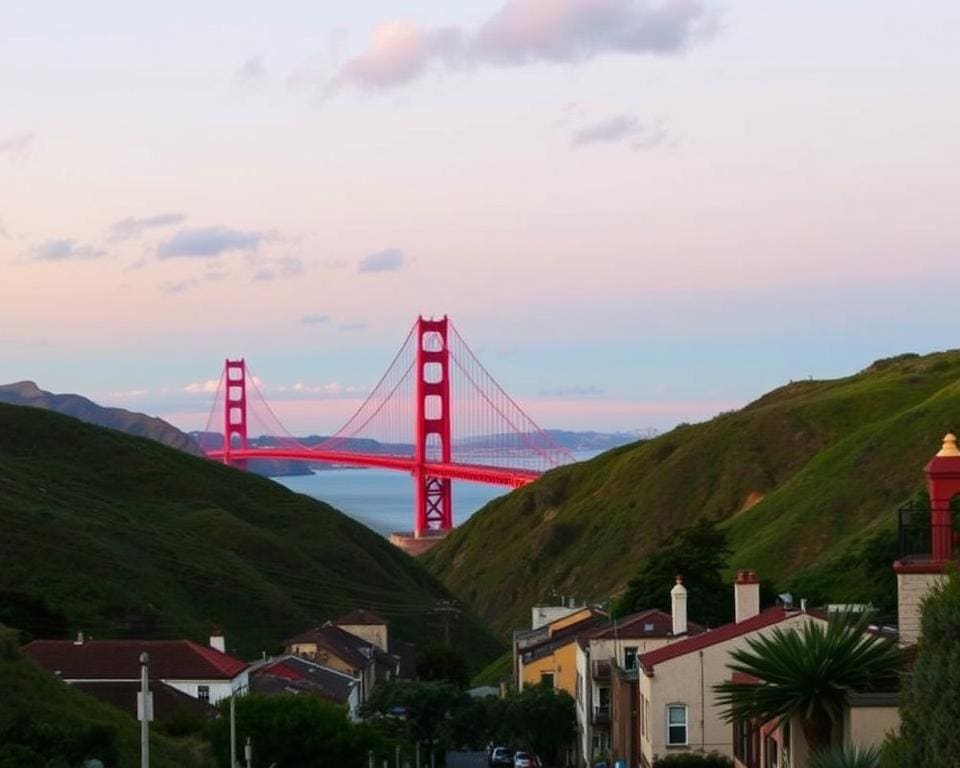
[[2, 1, 958, 434]]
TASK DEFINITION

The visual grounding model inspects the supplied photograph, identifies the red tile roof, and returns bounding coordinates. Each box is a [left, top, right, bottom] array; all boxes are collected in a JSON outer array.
[[580, 609, 706, 643], [23, 639, 247, 681], [638, 607, 813, 673]]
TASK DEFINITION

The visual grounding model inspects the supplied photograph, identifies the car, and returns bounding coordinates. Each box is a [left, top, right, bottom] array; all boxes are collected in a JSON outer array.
[[513, 752, 534, 768], [489, 747, 513, 767]]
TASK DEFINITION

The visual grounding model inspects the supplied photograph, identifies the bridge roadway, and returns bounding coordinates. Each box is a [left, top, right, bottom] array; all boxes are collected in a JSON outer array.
[[205, 448, 539, 488]]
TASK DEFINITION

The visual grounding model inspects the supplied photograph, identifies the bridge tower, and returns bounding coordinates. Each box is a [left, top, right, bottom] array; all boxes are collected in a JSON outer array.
[[223, 358, 248, 468], [414, 316, 452, 537]]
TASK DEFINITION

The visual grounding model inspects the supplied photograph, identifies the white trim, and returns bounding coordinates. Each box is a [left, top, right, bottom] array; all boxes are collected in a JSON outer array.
[[666, 703, 689, 746]]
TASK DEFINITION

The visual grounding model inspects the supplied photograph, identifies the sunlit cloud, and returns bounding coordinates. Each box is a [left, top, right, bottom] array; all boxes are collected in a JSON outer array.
[[0, 131, 34, 157], [326, 0, 717, 93]]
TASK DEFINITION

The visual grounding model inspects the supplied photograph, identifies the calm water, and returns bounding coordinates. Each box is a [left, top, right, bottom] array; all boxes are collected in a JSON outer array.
[[275, 451, 600, 536]]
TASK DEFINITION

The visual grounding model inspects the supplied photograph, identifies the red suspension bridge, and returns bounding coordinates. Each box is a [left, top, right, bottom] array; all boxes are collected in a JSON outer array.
[[202, 316, 574, 545]]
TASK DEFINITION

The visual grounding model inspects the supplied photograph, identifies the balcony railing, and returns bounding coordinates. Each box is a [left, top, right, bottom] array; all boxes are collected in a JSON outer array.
[[898, 503, 959, 562], [592, 705, 610, 725], [593, 660, 611, 679]]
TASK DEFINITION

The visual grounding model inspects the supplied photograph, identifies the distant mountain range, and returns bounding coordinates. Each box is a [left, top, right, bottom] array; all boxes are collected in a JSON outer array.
[[0, 381, 201, 455]]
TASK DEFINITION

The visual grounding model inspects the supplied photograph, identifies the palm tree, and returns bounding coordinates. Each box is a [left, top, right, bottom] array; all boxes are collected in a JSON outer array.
[[713, 611, 901, 755], [808, 745, 881, 768]]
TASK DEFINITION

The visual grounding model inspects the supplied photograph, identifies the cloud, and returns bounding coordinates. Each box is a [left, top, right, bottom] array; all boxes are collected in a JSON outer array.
[[249, 255, 304, 282], [0, 218, 8, 239], [29, 239, 106, 262], [338, 322, 368, 331], [539, 384, 606, 397], [301, 313, 331, 324], [160, 279, 195, 294], [157, 227, 265, 258], [109, 213, 186, 241], [358, 248, 405, 273], [0, 131, 34, 157], [332, 21, 462, 91], [0, 336, 48, 347], [570, 113, 670, 149], [327, 0, 716, 93], [234, 54, 266, 86], [183, 379, 221, 394]]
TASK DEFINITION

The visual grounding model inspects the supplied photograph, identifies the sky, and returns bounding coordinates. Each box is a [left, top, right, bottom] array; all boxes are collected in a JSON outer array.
[[1, 1, 959, 434]]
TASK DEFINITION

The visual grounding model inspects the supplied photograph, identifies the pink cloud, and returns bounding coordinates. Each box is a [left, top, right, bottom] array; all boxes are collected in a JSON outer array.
[[327, 0, 715, 93]]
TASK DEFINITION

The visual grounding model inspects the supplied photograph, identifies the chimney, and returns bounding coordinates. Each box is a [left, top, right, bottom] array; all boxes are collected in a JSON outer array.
[[209, 626, 226, 653], [73, 631, 84, 645], [735, 570, 760, 623], [671, 576, 688, 636]]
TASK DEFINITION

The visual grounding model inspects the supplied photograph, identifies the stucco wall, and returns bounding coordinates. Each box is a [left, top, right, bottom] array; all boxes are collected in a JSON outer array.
[[845, 705, 900, 750], [897, 571, 946, 645], [338, 623, 388, 652], [521, 640, 579, 694], [639, 614, 825, 766]]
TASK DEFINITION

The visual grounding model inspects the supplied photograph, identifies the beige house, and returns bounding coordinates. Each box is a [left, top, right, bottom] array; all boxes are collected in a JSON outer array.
[[574, 585, 704, 767], [336, 609, 389, 651], [636, 573, 831, 767]]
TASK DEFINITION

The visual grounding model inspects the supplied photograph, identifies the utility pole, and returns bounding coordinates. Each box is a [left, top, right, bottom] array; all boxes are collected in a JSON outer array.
[[138, 652, 151, 768], [415, 742, 420, 768], [432, 600, 460, 646], [230, 694, 237, 768], [395, 745, 400, 768]]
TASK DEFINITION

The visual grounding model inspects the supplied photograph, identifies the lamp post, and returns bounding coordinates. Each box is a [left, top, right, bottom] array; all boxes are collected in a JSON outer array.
[[139, 652, 151, 768]]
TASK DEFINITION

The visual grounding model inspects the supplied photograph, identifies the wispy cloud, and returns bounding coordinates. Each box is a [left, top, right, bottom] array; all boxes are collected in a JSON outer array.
[[0, 131, 34, 157], [301, 313, 331, 324], [109, 213, 186, 241], [234, 54, 266, 86], [571, 113, 670, 149], [358, 248, 405, 273], [338, 322, 368, 332], [539, 384, 606, 397], [29, 239, 106, 262], [248, 255, 303, 282], [325, 0, 716, 94], [0, 218, 8, 239], [157, 227, 265, 258], [183, 379, 221, 394]]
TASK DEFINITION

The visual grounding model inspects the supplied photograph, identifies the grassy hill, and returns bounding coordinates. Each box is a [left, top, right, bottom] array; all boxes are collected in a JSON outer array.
[[423, 351, 960, 636], [0, 626, 207, 767], [0, 402, 502, 665], [0, 380, 201, 455]]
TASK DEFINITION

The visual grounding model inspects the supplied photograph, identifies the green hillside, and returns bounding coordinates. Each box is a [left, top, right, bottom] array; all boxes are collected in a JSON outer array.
[[0, 402, 502, 665], [0, 626, 206, 767], [423, 351, 960, 635]]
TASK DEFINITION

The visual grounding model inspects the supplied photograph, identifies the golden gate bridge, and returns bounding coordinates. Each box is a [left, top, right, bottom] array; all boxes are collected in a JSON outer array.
[[201, 316, 574, 547]]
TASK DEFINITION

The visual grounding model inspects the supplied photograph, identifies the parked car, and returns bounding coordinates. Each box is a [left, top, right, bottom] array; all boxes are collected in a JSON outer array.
[[489, 747, 513, 767], [513, 752, 534, 768]]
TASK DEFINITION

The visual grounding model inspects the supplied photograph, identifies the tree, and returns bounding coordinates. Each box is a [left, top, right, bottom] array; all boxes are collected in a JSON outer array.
[[502, 684, 576, 766], [713, 612, 901, 755], [614, 518, 732, 625], [808, 745, 881, 768], [362, 680, 465, 757], [208, 694, 373, 768], [897, 569, 960, 767], [416, 643, 470, 688]]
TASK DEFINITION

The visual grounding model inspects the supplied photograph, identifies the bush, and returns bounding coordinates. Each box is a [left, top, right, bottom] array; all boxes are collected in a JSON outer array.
[[653, 752, 733, 768]]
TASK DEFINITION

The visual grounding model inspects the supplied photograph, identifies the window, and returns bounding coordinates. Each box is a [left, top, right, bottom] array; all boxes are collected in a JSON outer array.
[[540, 672, 554, 689], [197, 685, 210, 704], [623, 646, 638, 670], [667, 704, 688, 746]]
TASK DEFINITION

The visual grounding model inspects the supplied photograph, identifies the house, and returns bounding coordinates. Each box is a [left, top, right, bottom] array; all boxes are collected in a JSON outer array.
[[23, 632, 248, 707], [284, 622, 398, 704], [636, 573, 830, 767], [732, 432, 960, 768], [575, 583, 705, 767], [513, 605, 607, 693], [248, 654, 362, 719]]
